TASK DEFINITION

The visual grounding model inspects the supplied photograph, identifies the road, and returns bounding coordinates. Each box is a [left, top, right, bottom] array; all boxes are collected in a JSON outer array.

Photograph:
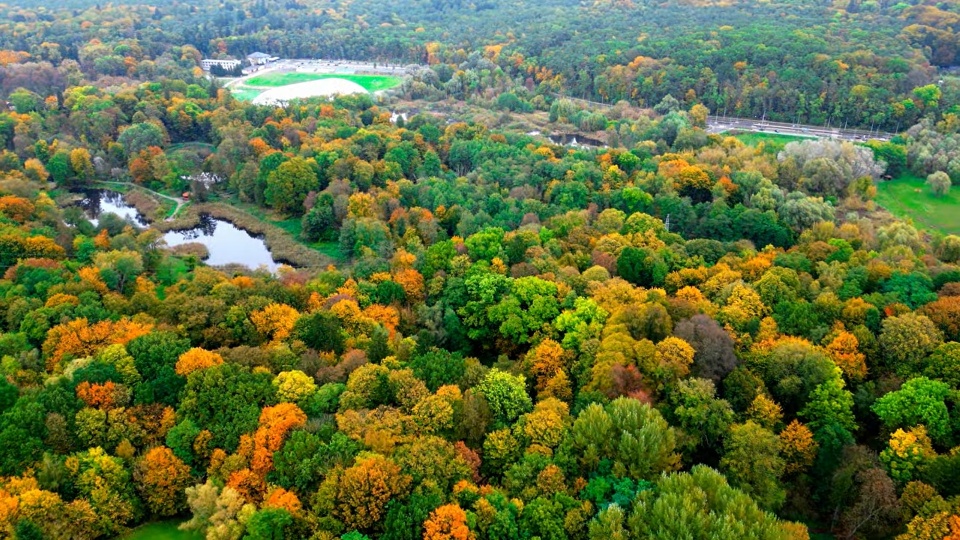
[[706, 116, 894, 142]]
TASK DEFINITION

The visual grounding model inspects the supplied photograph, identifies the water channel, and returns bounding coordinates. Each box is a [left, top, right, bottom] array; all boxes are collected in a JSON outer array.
[[77, 189, 281, 272]]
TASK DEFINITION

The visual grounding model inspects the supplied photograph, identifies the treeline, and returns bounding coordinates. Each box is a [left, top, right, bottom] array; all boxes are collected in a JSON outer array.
[[2, 0, 960, 129]]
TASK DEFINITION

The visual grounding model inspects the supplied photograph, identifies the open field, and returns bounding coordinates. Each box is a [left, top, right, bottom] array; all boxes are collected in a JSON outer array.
[[875, 173, 960, 234], [244, 72, 402, 92], [229, 87, 264, 101], [731, 131, 815, 153], [120, 521, 201, 540]]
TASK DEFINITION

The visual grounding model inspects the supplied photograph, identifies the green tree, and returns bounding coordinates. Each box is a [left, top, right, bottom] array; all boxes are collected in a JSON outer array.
[[927, 171, 951, 197], [294, 311, 345, 354], [244, 507, 292, 540], [265, 156, 318, 215], [476, 369, 533, 426], [720, 421, 786, 511], [117, 122, 166, 157], [570, 397, 680, 480], [179, 363, 276, 451], [128, 331, 190, 406], [627, 465, 798, 539], [617, 247, 667, 287], [872, 377, 954, 446]]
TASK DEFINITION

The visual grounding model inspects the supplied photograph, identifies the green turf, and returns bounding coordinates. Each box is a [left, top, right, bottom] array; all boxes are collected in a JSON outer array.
[[732, 131, 816, 153], [228, 86, 264, 101], [244, 72, 403, 92], [875, 173, 960, 234], [120, 521, 201, 540]]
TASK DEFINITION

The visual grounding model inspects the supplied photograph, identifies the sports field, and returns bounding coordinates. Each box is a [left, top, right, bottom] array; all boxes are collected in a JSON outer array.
[[244, 72, 402, 92], [876, 173, 960, 234]]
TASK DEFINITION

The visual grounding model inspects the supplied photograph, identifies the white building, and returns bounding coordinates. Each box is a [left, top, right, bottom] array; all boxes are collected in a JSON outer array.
[[247, 52, 272, 66], [201, 58, 242, 71]]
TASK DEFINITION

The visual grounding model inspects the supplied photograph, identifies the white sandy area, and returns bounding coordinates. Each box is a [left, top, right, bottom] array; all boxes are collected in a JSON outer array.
[[251, 78, 368, 105]]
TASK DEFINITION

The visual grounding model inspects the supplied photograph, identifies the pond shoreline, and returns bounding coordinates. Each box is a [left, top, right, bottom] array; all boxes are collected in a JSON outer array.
[[154, 202, 330, 268], [79, 187, 331, 270]]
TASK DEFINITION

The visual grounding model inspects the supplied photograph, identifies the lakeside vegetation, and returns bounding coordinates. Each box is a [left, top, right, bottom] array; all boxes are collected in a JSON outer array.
[[154, 202, 332, 268]]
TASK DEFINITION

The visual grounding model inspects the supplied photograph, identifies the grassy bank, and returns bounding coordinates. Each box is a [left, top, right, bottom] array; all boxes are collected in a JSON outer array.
[[91, 183, 175, 222], [875, 174, 960, 234], [155, 202, 332, 267], [244, 72, 402, 92], [227, 198, 346, 262]]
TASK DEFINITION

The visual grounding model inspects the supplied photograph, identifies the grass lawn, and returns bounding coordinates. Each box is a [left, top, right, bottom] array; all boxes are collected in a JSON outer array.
[[732, 131, 816, 153], [120, 521, 201, 540], [244, 72, 403, 92], [228, 86, 264, 101], [875, 173, 960, 234]]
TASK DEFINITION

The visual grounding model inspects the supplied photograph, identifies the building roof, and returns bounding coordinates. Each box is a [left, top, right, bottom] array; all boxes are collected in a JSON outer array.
[[247, 52, 270, 59]]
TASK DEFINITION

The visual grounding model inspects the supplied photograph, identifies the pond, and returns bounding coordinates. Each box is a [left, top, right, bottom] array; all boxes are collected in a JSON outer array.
[[78, 189, 282, 272], [548, 133, 606, 148], [163, 214, 280, 272], [77, 189, 149, 227]]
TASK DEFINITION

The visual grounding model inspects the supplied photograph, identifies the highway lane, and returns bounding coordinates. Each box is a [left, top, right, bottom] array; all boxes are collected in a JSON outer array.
[[707, 116, 894, 142]]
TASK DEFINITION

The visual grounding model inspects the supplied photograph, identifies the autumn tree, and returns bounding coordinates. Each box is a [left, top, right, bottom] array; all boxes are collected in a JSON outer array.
[[779, 420, 819, 475], [135, 446, 193, 516], [673, 314, 738, 381], [251, 303, 300, 342], [334, 455, 412, 531], [175, 348, 224, 376]]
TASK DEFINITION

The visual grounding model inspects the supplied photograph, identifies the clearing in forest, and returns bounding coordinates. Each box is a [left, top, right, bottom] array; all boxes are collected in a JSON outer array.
[[875, 174, 960, 235]]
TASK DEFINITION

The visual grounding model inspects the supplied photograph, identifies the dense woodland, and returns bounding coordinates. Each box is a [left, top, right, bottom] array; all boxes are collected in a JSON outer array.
[[2, 0, 960, 128], [2, 0, 960, 539]]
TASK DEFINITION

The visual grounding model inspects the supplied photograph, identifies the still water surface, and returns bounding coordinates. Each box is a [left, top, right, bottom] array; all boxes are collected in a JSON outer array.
[[78, 189, 281, 271]]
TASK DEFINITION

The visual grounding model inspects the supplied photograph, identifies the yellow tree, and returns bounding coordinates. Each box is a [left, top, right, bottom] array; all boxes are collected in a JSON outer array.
[[335, 455, 411, 531], [134, 446, 194, 516], [779, 420, 818, 475], [424, 504, 471, 540], [825, 330, 867, 381], [250, 303, 300, 342], [175, 348, 224, 376]]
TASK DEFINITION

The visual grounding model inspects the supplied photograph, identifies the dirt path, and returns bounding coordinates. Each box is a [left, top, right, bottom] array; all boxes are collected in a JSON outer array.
[[97, 181, 186, 220]]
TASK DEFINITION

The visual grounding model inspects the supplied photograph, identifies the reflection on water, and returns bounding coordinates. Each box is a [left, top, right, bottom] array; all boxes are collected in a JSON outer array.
[[548, 133, 605, 148], [77, 189, 282, 272], [77, 189, 149, 227], [163, 215, 280, 272]]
